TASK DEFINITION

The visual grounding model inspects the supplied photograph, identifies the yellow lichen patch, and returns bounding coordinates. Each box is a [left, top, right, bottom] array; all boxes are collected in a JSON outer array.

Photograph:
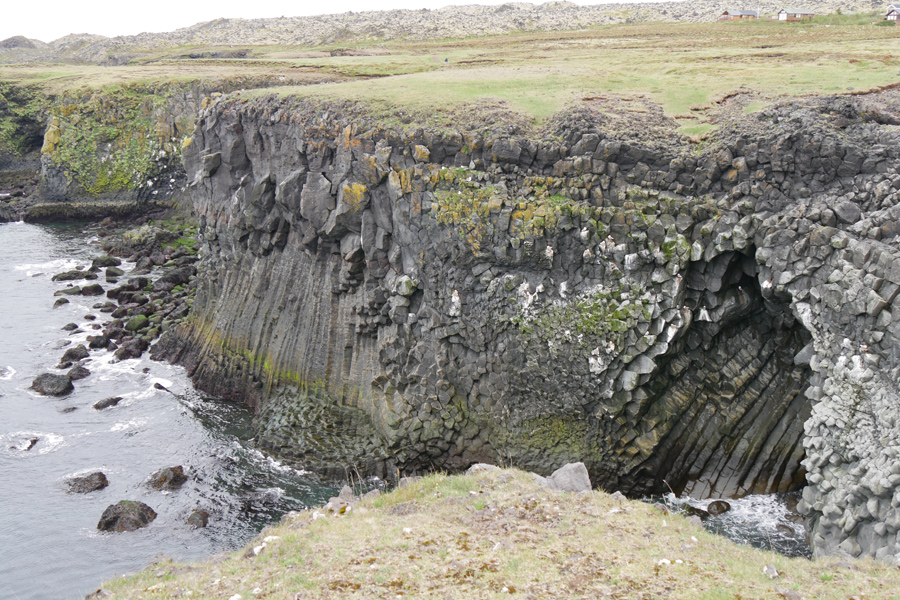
[[40, 118, 60, 154], [413, 144, 430, 162], [340, 182, 369, 212]]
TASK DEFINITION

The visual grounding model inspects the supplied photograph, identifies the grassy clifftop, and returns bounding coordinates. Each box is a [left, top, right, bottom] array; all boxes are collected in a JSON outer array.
[[5, 17, 900, 145], [99, 468, 900, 600]]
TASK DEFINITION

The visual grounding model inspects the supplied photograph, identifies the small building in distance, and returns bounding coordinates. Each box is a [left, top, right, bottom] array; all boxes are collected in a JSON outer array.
[[886, 4, 900, 20], [778, 8, 816, 21], [718, 9, 760, 21]]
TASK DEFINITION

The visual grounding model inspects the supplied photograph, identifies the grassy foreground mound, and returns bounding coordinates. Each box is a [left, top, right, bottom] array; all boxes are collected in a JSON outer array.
[[101, 469, 899, 600]]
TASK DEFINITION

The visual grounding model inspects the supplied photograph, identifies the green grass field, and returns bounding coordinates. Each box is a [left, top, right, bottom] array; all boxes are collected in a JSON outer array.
[[3, 16, 900, 135]]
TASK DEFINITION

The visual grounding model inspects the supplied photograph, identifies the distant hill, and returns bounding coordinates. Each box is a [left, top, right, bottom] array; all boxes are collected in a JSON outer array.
[[0, 0, 887, 64]]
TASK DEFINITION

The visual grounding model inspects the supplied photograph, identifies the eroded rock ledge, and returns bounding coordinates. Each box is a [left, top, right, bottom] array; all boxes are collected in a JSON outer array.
[[154, 91, 900, 561]]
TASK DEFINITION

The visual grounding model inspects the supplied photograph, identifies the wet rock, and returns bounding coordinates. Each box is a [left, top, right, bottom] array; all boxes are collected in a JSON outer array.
[[125, 315, 149, 331], [67, 365, 91, 381], [682, 505, 711, 520], [59, 344, 89, 364], [93, 396, 122, 410], [54, 286, 81, 296], [707, 500, 731, 516], [91, 256, 121, 269], [113, 337, 149, 360], [97, 500, 157, 532], [31, 373, 74, 396], [87, 335, 110, 349], [52, 270, 87, 282], [84, 588, 113, 599], [187, 509, 210, 528], [68, 472, 109, 493], [81, 283, 105, 296], [61, 322, 78, 331], [147, 465, 188, 490], [151, 266, 194, 293], [53, 298, 70, 308]]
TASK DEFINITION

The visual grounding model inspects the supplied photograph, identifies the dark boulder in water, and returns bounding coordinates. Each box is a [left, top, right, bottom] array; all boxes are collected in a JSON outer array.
[[91, 256, 121, 269], [68, 472, 109, 493], [707, 500, 732, 516], [93, 396, 122, 410], [147, 465, 188, 490], [97, 501, 157, 532], [67, 364, 91, 381], [31, 373, 73, 396], [187, 509, 210, 528], [59, 344, 89, 364], [81, 283, 105, 296], [681, 504, 711, 520], [52, 270, 87, 282]]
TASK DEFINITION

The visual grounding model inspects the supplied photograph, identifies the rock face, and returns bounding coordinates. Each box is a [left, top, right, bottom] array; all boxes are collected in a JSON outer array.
[[97, 501, 157, 532], [156, 91, 900, 561]]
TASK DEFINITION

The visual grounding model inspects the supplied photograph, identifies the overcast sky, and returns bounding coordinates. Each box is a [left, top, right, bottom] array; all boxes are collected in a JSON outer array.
[[1, 0, 646, 44]]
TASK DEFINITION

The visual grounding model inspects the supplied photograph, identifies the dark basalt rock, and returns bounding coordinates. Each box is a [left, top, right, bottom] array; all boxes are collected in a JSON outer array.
[[53, 298, 69, 308], [114, 337, 149, 361], [52, 270, 87, 282], [97, 501, 157, 532], [31, 373, 73, 396], [93, 396, 122, 410], [59, 344, 89, 364], [81, 283, 105, 296], [67, 365, 91, 381], [147, 465, 188, 490], [91, 255, 121, 269], [187, 509, 210, 528], [67, 471, 109, 493], [61, 322, 78, 331], [707, 500, 732, 516], [152, 92, 900, 562]]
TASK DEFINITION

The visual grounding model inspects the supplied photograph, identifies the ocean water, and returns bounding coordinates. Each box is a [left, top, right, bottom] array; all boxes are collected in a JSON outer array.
[[0, 221, 338, 600]]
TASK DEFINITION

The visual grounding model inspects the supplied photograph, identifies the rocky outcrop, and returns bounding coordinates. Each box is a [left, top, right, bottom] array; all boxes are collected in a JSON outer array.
[[155, 90, 900, 562]]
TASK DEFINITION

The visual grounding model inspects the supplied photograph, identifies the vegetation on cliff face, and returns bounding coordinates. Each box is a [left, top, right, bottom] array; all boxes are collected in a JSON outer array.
[[97, 468, 900, 600], [40, 83, 192, 197], [0, 82, 44, 156]]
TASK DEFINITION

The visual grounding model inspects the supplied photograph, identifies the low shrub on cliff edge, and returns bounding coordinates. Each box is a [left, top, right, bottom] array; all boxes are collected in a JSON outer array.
[[100, 468, 900, 600]]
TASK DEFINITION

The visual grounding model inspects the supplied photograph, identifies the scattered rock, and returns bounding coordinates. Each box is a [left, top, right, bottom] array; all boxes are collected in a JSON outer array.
[[68, 472, 109, 493], [539, 462, 592, 492], [707, 500, 731, 516], [31, 373, 74, 396], [52, 270, 87, 282], [59, 344, 89, 364], [466, 463, 500, 476], [187, 509, 210, 528], [97, 500, 157, 532], [61, 322, 79, 331], [147, 465, 188, 490], [93, 396, 123, 410], [53, 298, 70, 308], [81, 283, 105, 296], [84, 589, 113, 599], [68, 365, 91, 381], [125, 314, 149, 331]]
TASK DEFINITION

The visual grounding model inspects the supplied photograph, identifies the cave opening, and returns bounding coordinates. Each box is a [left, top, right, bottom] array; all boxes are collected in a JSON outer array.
[[622, 247, 813, 500]]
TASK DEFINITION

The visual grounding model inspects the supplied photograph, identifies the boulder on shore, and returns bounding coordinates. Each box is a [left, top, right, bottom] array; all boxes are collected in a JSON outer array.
[[31, 373, 74, 396], [97, 500, 157, 532], [67, 471, 109, 493]]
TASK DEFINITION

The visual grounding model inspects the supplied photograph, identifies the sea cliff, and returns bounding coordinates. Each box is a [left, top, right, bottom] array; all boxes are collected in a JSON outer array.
[[150, 89, 900, 561]]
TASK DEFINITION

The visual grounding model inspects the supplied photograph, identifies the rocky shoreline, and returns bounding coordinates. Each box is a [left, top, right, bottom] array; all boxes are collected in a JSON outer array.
[[26, 211, 206, 534]]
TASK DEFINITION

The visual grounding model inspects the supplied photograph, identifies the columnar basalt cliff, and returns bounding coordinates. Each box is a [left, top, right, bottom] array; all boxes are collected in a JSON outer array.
[[155, 91, 900, 561]]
